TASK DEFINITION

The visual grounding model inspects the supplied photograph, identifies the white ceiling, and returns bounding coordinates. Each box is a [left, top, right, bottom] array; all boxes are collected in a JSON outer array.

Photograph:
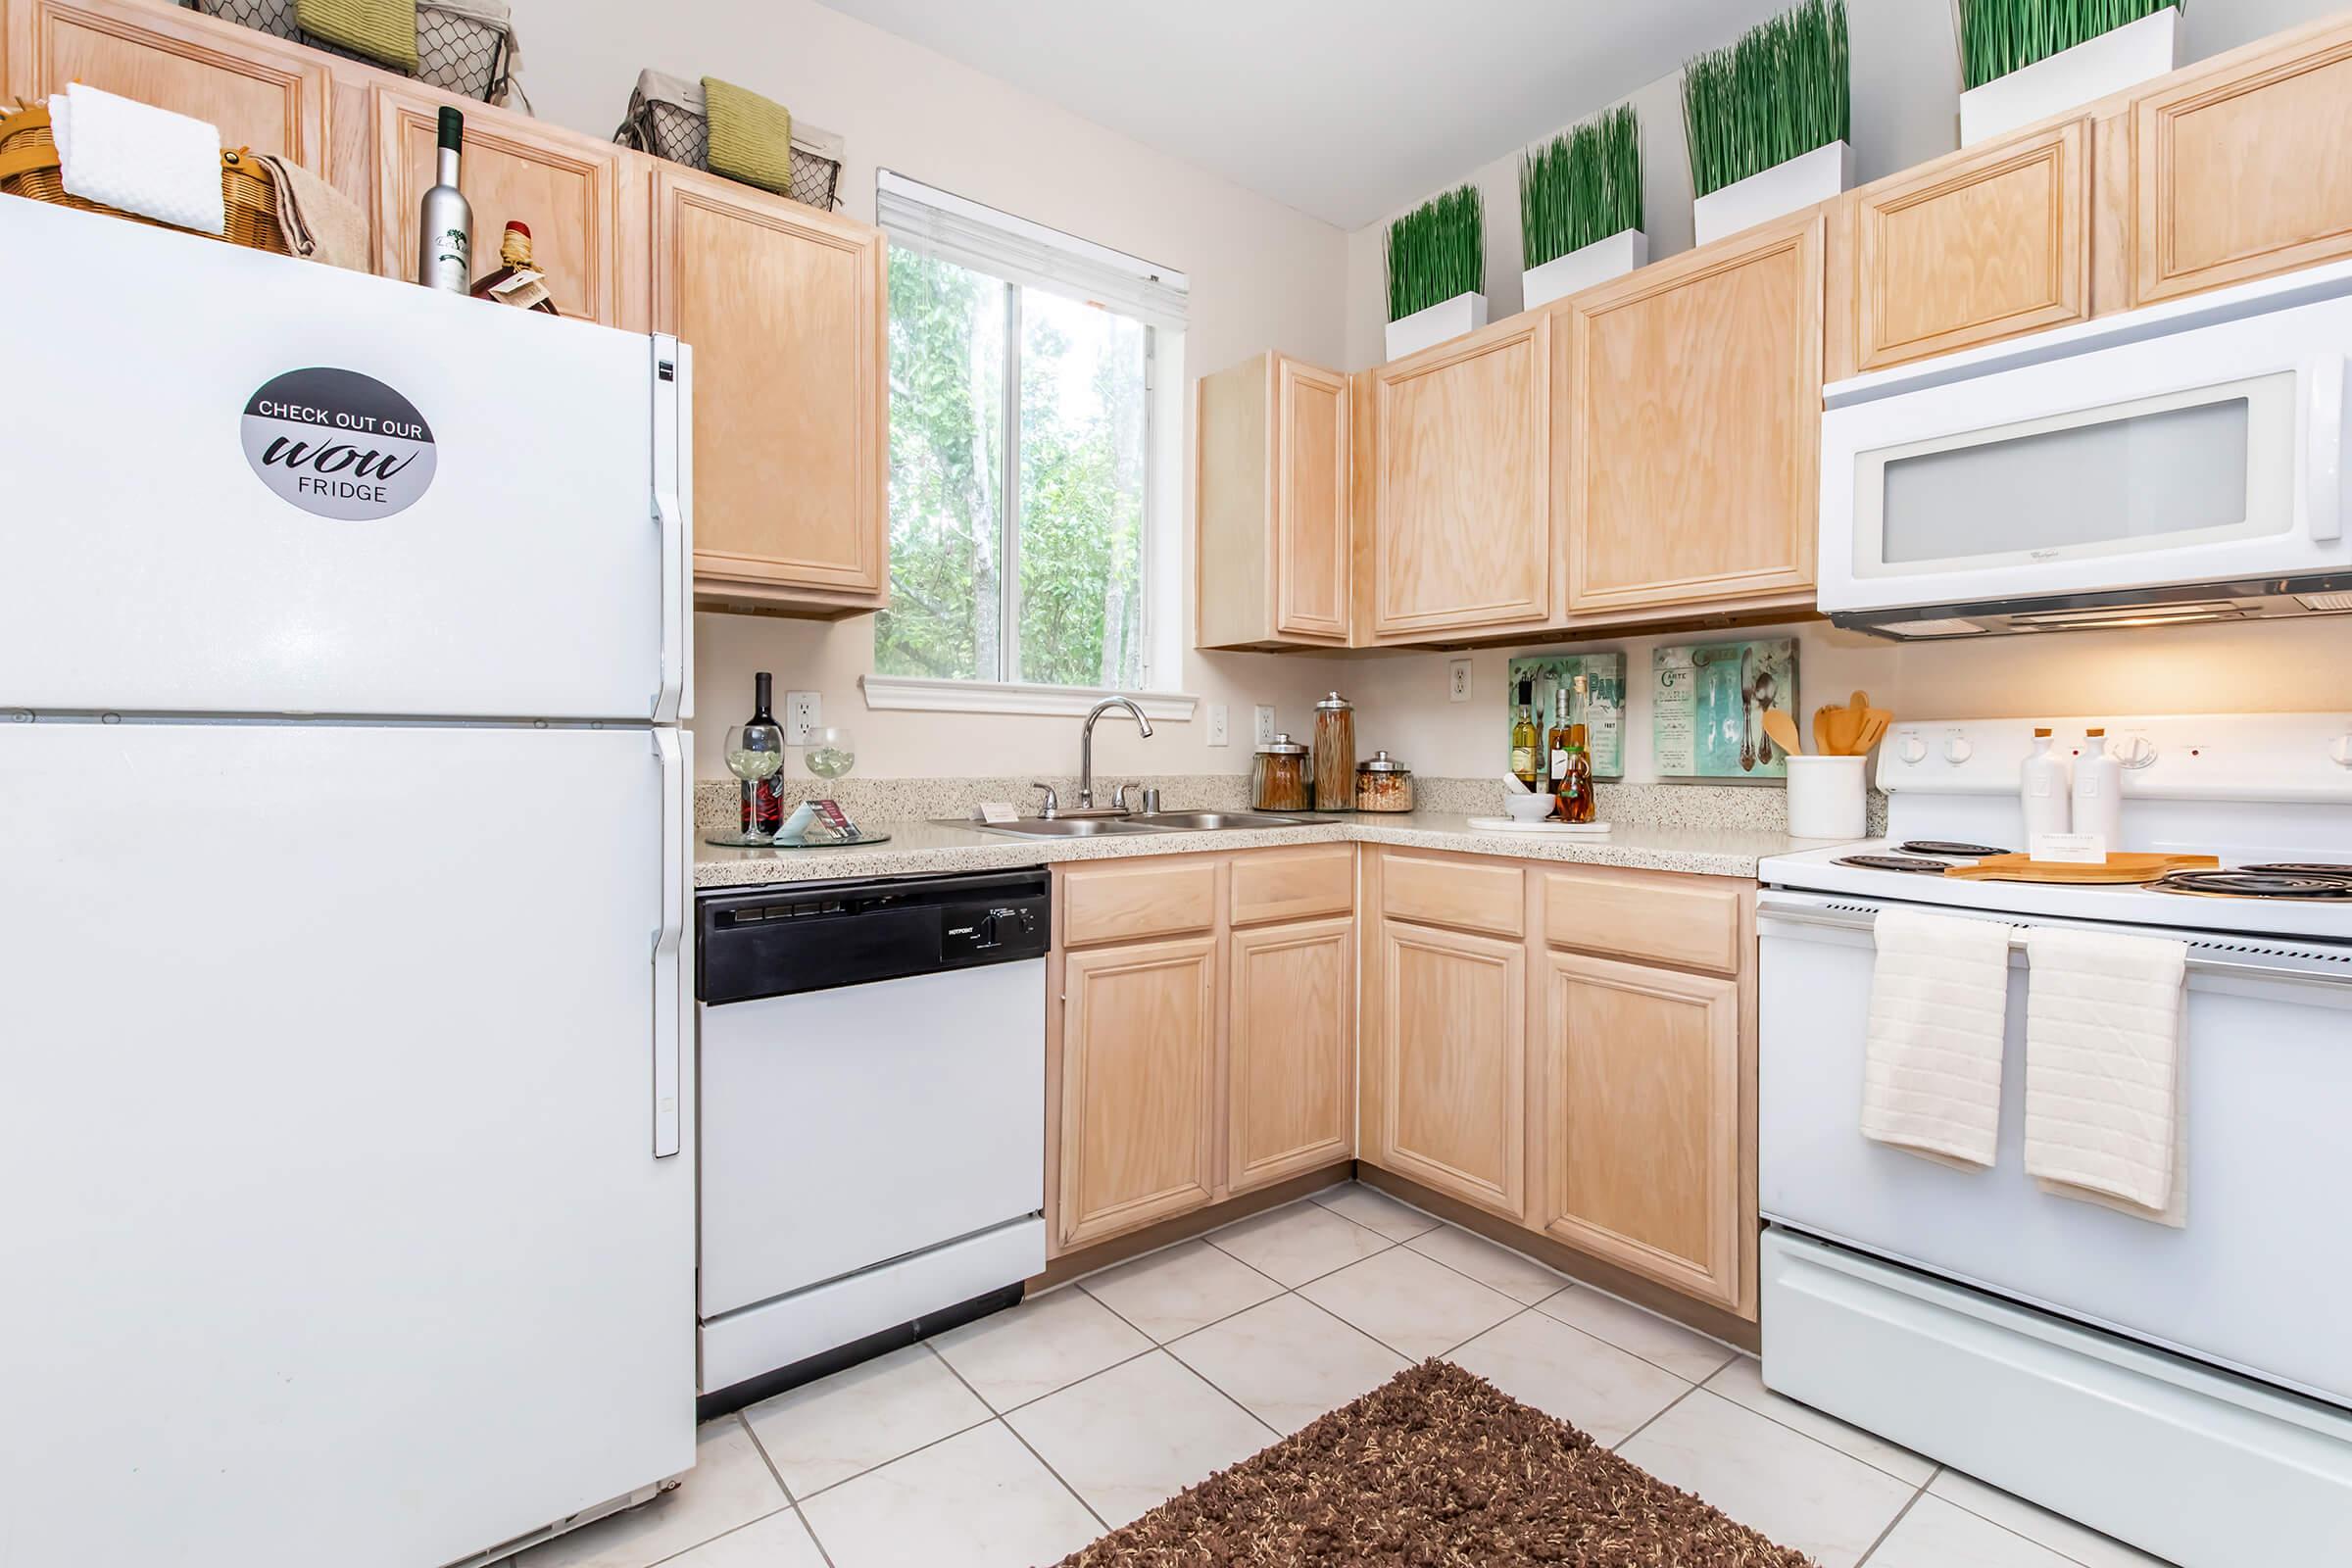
[[814, 0, 1797, 229]]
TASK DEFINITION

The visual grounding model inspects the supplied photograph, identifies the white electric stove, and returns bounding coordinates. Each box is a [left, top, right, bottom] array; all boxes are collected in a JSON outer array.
[[1756, 712, 2352, 1568]]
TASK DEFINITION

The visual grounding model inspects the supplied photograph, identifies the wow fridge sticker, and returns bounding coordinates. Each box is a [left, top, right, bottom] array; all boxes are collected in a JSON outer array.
[[1651, 638, 1797, 780], [241, 368, 437, 520]]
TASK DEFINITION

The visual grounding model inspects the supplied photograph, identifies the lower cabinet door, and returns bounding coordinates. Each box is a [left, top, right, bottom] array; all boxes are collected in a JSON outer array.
[[1227, 916, 1354, 1193], [1370, 919, 1526, 1219], [1542, 951, 1744, 1310], [1057, 936, 1218, 1250]]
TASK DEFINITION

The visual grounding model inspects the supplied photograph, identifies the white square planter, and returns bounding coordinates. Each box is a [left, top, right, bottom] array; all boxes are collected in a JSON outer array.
[[1960, 7, 2180, 146], [1692, 140, 1853, 248], [1385, 291, 1489, 361], [1522, 229, 1648, 310]]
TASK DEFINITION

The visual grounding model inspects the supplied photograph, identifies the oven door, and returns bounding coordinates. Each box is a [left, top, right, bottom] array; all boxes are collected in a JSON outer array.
[[1818, 295, 2352, 615], [1758, 888, 2352, 1407]]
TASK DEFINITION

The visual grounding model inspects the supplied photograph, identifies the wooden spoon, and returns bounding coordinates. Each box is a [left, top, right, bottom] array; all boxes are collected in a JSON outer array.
[[1761, 708, 1804, 760], [1813, 707, 1836, 756]]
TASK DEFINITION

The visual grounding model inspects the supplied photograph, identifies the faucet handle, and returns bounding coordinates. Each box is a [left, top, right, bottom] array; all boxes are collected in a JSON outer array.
[[1030, 782, 1059, 819], [1111, 781, 1139, 811], [1141, 787, 1162, 813]]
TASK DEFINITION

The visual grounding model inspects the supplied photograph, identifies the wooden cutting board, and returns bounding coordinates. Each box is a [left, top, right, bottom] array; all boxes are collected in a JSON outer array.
[[1943, 852, 2220, 885]]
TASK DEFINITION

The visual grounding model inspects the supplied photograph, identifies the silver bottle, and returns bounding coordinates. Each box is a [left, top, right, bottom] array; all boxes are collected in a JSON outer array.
[[416, 106, 471, 293]]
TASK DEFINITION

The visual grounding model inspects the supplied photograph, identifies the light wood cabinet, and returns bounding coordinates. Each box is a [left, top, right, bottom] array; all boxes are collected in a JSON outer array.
[[1055, 935, 1218, 1250], [1832, 119, 2089, 378], [1366, 916, 1527, 1219], [651, 166, 888, 615], [1540, 951, 1746, 1312], [374, 80, 638, 328], [1226, 915, 1354, 1193], [1364, 314, 1552, 641], [1195, 352, 1350, 650], [1564, 214, 1821, 614], [6, 0, 330, 172]]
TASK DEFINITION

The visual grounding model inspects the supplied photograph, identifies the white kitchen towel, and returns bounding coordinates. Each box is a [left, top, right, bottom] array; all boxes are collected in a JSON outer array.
[[1860, 907, 2017, 1168], [2023, 927, 2188, 1224], [48, 83, 224, 236]]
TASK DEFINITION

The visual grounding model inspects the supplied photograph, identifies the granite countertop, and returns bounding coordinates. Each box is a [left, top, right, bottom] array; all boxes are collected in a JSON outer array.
[[694, 810, 1829, 890]]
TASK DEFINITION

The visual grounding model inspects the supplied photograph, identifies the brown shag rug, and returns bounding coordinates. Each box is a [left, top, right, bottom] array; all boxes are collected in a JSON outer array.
[[1054, 1359, 1817, 1567]]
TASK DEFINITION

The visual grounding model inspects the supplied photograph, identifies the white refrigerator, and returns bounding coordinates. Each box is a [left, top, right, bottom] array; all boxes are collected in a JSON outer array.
[[0, 198, 695, 1567]]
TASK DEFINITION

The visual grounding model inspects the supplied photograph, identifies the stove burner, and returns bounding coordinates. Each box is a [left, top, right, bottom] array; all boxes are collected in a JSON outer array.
[[1837, 855, 1955, 874], [1897, 840, 2009, 858], [2241, 863, 2352, 878], [2154, 868, 2352, 901]]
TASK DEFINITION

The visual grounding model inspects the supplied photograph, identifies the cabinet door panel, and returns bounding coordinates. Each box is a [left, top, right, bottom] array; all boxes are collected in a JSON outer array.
[[1567, 217, 1820, 612], [1543, 952, 1742, 1309], [654, 169, 886, 603], [1371, 317, 1549, 637], [1058, 937, 1217, 1250], [8, 0, 328, 170], [1852, 120, 2088, 373], [1371, 919, 1525, 1218], [376, 83, 620, 322], [1227, 917, 1353, 1192], [1276, 357, 1349, 640], [2132, 25, 2352, 305]]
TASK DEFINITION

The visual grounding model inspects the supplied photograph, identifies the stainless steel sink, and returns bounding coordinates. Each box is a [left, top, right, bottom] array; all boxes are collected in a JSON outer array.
[[1125, 810, 1309, 831], [956, 816, 1168, 838]]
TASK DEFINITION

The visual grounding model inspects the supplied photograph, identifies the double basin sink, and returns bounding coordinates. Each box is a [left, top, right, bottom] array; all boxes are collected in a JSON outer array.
[[956, 809, 1310, 839]]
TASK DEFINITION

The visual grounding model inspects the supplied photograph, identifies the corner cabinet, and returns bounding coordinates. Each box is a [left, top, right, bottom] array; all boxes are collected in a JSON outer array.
[[1564, 214, 1821, 614], [1195, 353, 1350, 650], [651, 166, 889, 615]]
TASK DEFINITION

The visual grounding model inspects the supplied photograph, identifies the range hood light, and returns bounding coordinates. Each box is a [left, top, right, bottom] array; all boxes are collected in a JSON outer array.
[[2294, 591, 2352, 612]]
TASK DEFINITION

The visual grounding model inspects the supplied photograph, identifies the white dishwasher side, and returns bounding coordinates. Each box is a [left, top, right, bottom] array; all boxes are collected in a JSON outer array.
[[698, 958, 1046, 1319]]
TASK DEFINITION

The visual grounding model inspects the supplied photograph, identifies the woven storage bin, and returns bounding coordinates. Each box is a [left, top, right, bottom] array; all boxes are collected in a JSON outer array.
[[614, 71, 844, 211], [182, 0, 517, 104], [0, 105, 289, 255]]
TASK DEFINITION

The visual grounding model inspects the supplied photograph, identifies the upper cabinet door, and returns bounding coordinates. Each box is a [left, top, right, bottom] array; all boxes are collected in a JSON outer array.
[[1842, 119, 2088, 376], [1566, 215, 1821, 614], [652, 167, 887, 610], [2131, 22, 2352, 307], [1274, 357, 1350, 641], [1368, 315, 1550, 640], [375, 82, 624, 325], [6, 0, 329, 170]]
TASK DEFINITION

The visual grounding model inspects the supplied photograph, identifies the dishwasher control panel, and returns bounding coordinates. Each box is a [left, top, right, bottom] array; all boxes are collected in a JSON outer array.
[[698, 868, 1051, 1004]]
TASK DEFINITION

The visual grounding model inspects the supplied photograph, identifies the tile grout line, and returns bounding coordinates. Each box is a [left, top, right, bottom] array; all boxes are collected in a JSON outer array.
[[726, 1409, 843, 1568], [1607, 1378, 1703, 1453], [1075, 1276, 1285, 1438], [925, 1342, 1111, 1536], [1851, 1470, 1935, 1568], [1924, 1470, 2132, 1568]]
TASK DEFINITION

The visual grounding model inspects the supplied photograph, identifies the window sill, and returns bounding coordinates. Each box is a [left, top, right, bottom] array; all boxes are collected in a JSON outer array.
[[858, 674, 1199, 721]]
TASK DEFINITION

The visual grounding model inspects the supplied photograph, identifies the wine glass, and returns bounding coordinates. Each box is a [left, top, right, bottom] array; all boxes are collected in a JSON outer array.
[[806, 726, 857, 782], [712, 721, 785, 846]]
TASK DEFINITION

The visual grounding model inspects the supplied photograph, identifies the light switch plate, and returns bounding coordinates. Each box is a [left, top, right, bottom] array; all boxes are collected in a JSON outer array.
[[783, 690, 820, 746], [1207, 703, 1230, 746], [1448, 659, 1472, 703], [1253, 705, 1277, 746]]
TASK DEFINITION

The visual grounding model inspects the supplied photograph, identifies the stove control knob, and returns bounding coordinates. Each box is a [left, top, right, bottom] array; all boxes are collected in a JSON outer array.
[[2115, 735, 2158, 769], [1941, 737, 1973, 764], [1897, 736, 1929, 764], [2332, 733, 2352, 768]]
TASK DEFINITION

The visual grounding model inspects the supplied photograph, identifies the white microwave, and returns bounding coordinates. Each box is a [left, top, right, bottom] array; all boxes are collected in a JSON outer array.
[[1819, 263, 2352, 638]]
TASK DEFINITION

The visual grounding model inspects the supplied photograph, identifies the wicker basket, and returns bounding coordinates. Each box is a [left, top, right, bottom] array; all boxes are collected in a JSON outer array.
[[0, 105, 290, 255], [614, 71, 844, 211], [181, 0, 518, 105]]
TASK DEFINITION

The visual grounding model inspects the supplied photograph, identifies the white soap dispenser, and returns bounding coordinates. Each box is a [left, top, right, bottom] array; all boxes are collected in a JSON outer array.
[[2020, 726, 2072, 847], [2071, 726, 2124, 851]]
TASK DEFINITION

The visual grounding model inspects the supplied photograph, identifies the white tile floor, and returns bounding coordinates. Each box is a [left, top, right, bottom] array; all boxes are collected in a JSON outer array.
[[503, 1184, 2177, 1568]]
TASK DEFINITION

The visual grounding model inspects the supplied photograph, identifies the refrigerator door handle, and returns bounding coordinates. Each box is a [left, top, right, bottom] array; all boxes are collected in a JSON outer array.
[[652, 726, 686, 1158], [652, 334, 689, 724]]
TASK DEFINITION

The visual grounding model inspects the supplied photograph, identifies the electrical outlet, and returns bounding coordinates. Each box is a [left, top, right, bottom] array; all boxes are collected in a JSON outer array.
[[1253, 705, 1277, 747], [783, 690, 820, 746], [1207, 703, 1230, 747], [1448, 659, 1472, 703]]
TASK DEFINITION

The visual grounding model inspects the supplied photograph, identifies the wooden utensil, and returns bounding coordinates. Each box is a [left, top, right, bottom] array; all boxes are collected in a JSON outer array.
[[1943, 852, 2219, 885], [1855, 712, 1890, 756], [1813, 707, 1835, 756], [1761, 708, 1804, 760], [1819, 692, 1871, 756]]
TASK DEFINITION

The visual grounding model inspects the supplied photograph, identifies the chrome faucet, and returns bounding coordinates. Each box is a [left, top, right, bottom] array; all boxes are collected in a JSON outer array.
[[1078, 696, 1153, 808]]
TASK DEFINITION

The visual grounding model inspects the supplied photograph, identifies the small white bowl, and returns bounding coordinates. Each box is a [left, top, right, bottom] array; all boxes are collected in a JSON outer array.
[[1502, 793, 1555, 822]]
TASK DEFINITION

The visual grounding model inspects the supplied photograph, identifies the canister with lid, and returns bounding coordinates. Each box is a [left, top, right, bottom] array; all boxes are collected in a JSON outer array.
[[1311, 692, 1355, 811], [1354, 750, 1414, 812], [1250, 732, 1311, 811]]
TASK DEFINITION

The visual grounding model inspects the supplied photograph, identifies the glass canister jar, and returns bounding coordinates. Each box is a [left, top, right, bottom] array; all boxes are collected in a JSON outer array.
[[1250, 732, 1311, 811], [1354, 750, 1414, 812], [1311, 692, 1355, 811]]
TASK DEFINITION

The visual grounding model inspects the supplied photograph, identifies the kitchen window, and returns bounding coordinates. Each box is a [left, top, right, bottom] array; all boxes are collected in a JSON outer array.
[[870, 172, 1188, 709]]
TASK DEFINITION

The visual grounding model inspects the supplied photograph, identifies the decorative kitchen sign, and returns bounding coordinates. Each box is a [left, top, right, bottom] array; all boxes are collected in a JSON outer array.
[[1651, 638, 1798, 780], [1506, 651, 1626, 780], [241, 368, 437, 520]]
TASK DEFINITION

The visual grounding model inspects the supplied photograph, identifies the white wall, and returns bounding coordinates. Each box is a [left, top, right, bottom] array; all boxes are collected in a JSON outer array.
[[505, 0, 1352, 777]]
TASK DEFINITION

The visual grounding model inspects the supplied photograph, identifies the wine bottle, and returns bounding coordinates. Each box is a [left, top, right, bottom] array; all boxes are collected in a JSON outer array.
[[1509, 679, 1540, 790], [416, 107, 471, 293], [742, 671, 785, 837], [469, 220, 560, 314]]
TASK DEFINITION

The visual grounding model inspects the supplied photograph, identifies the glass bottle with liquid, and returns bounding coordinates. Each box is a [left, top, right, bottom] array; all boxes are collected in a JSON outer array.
[[416, 107, 471, 293], [735, 672, 786, 837], [1550, 675, 1596, 824], [1509, 679, 1540, 790]]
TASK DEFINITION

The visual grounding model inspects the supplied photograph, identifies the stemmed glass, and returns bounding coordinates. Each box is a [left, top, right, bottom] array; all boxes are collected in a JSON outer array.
[[806, 726, 857, 782], [710, 721, 785, 846]]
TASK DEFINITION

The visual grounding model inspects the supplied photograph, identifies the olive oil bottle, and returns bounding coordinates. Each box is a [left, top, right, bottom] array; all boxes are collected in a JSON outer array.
[[1509, 679, 1540, 789]]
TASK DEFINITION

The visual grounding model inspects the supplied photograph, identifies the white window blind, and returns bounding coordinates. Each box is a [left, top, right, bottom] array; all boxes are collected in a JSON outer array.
[[875, 170, 1189, 329]]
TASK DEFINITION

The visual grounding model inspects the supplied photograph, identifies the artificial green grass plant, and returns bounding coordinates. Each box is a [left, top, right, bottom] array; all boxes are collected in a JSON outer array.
[[1521, 104, 1643, 270], [1682, 0, 1851, 199], [1959, 0, 2180, 89], [1385, 184, 1485, 322]]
